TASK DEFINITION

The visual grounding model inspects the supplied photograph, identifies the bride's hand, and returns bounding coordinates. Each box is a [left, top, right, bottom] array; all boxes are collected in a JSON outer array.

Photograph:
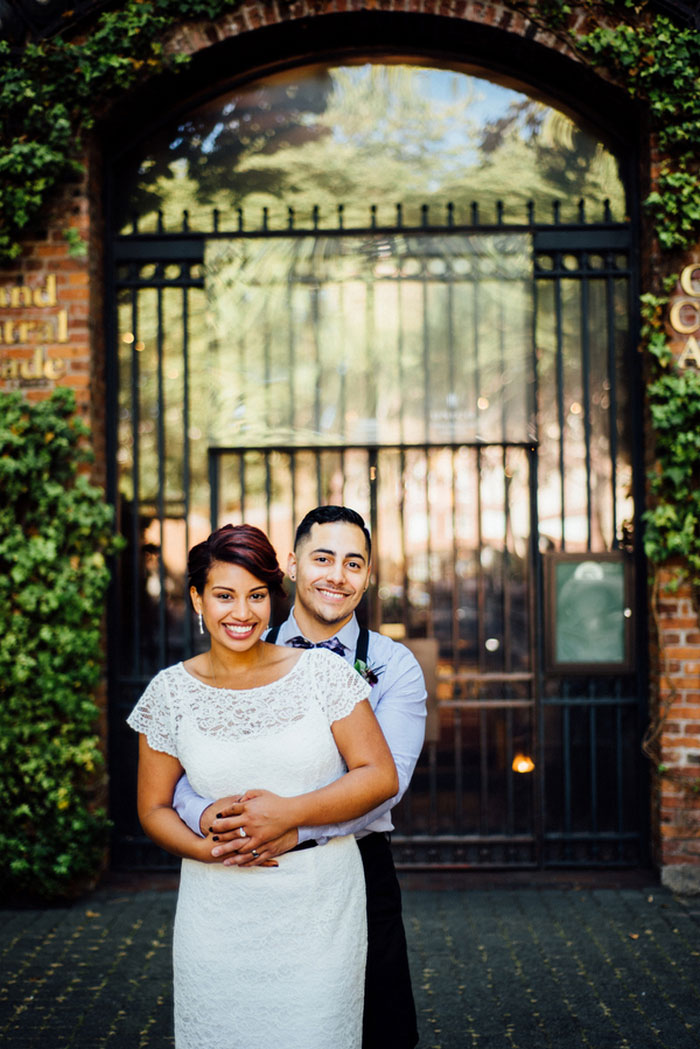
[[234, 789, 296, 844], [208, 790, 296, 864], [216, 788, 295, 847]]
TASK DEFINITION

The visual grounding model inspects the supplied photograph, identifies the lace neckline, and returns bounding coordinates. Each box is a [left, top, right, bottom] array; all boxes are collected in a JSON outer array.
[[176, 648, 309, 694]]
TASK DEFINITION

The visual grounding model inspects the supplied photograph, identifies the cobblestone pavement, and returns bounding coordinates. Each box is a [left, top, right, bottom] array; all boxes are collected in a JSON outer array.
[[1, 873, 700, 1048]]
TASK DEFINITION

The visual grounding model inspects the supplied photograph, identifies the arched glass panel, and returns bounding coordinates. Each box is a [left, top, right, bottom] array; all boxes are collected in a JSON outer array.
[[116, 62, 626, 232]]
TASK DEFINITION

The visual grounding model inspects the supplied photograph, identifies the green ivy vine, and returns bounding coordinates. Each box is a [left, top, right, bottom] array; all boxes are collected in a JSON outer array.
[[0, 388, 124, 899], [639, 288, 700, 592], [0, 0, 243, 262]]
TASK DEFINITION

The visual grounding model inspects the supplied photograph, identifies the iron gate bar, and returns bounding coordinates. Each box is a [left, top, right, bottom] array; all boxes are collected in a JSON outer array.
[[114, 224, 632, 255], [606, 266, 620, 545], [182, 283, 192, 655], [554, 266, 566, 549], [581, 269, 593, 548], [156, 285, 166, 669], [129, 288, 141, 678]]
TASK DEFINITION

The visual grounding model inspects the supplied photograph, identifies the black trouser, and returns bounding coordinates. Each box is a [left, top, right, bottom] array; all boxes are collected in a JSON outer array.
[[357, 833, 419, 1049]]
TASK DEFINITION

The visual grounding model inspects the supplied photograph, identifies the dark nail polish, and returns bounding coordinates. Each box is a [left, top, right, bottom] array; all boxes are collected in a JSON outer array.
[[216, 813, 223, 819], [212, 836, 219, 841], [208, 827, 214, 833]]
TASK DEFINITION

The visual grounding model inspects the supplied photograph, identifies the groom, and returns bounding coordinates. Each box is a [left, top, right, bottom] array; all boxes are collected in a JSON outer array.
[[173, 504, 427, 1049]]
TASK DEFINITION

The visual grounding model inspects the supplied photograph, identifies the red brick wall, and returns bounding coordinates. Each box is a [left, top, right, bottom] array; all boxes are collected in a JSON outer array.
[[0, 172, 93, 414], [2, 0, 698, 874], [653, 574, 700, 865]]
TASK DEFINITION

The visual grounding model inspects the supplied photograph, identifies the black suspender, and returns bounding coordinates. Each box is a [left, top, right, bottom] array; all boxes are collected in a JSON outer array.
[[268, 622, 369, 665], [355, 626, 369, 666], [266, 623, 282, 644]]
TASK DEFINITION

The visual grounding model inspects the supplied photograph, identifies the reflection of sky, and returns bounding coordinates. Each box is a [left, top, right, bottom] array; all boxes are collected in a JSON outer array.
[[325, 65, 532, 163], [185, 63, 540, 160]]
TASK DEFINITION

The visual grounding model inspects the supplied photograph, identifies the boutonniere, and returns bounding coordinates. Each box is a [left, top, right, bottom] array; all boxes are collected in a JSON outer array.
[[354, 659, 384, 686]]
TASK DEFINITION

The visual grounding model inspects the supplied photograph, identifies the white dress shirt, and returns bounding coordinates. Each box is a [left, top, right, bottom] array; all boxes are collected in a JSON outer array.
[[172, 609, 427, 843]]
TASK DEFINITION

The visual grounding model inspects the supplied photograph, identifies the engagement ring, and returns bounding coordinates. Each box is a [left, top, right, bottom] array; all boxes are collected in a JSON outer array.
[[238, 827, 246, 838], [251, 850, 259, 858]]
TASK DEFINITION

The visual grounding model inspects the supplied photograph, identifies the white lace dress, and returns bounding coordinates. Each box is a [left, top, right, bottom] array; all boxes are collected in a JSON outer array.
[[127, 648, 370, 1049]]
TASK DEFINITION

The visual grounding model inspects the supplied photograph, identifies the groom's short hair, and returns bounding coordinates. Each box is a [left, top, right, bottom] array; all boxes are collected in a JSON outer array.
[[294, 505, 372, 558]]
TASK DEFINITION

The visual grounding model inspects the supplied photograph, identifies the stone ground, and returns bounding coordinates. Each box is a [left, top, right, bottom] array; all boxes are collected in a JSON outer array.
[[2, 870, 700, 1048]]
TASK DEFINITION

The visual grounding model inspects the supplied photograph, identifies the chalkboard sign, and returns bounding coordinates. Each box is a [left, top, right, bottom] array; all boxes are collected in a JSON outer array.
[[544, 552, 633, 673]]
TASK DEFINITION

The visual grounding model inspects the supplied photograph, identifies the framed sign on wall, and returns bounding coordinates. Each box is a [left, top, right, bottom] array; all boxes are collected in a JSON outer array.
[[543, 551, 634, 674]]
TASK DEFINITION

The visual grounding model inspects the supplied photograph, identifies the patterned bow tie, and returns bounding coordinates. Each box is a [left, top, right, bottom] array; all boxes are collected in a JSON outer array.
[[287, 635, 346, 658]]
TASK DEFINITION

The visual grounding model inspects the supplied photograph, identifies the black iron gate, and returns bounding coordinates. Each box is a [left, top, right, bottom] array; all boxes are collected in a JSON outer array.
[[107, 203, 646, 870]]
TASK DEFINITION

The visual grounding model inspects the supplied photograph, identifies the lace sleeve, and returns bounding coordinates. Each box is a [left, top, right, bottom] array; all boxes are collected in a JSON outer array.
[[126, 669, 179, 758], [310, 650, 370, 725]]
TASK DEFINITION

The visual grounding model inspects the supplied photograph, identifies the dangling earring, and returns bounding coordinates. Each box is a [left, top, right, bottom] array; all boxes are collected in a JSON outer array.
[[198, 611, 204, 635]]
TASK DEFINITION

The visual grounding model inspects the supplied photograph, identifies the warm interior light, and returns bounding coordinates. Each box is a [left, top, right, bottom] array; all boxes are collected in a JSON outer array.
[[512, 753, 535, 774]]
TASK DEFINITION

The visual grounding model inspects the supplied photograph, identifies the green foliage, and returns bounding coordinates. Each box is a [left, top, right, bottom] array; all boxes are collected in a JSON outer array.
[[639, 293, 700, 591], [0, 388, 123, 898], [0, 0, 239, 261], [577, 10, 700, 250]]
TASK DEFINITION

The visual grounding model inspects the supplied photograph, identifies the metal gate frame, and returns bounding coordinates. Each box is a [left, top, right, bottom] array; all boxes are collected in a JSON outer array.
[[105, 204, 648, 870]]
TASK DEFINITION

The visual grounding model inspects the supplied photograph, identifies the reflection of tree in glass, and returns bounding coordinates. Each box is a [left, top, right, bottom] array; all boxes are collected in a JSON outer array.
[[115, 69, 335, 227], [463, 100, 625, 220], [117, 64, 626, 233]]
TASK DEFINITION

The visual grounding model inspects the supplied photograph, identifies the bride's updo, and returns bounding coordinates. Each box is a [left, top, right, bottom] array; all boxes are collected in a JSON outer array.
[[188, 524, 285, 595]]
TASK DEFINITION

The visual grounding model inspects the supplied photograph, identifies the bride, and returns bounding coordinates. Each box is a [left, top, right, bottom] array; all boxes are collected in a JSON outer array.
[[127, 523, 397, 1049]]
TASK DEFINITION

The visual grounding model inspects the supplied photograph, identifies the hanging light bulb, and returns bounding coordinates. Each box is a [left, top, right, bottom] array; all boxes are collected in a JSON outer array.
[[512, 753, 535, 774]]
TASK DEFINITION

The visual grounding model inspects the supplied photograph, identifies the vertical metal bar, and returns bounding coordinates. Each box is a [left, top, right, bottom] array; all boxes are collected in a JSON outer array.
[[339, 278, 347, 442], [239, 452, 246, 522], [312, 282, 321, 435], [425, 446, 435, 636], [562, 690, 572, 861], [369, 448, 379, 630], [130, 289, 141, 677], [287, 258, 297, 526], [451, 448, 459, 670], [589, 696, 598, 861], [455, 708, 464, 829], [366, 261, 377, 433], [208, 450, 218, 531], [288, 247, 296, 439], [503, 448, 512, 674], [422, 260, 430, 444], [447, 256, 456, 444], [476, 447, 485, 668], [606, 264, 620, 546], [531, 259, 545, 867], [400, 448, 409, 637], [397, 272, 406, 445], [528, 442, 545, 868], [473, 255, 481, 431], [315, 449, 322, 506], [429, 740, 438, 834], [616, 696, 624, 861], [265, 450, 272, 538], [554, 262, 566, 548], [156, 286, 166, 668], [580, 263, 593, 549], [506, 706, 515, 835], [182, 283, 192, 655], [264, 302, 271, 451], [480, 707, 489, 834]]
